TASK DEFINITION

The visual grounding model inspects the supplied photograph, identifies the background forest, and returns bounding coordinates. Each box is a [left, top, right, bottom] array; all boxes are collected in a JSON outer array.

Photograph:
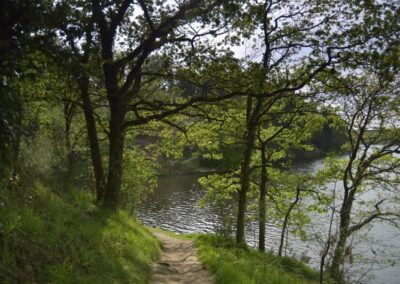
[[1, 0, 400, 283]]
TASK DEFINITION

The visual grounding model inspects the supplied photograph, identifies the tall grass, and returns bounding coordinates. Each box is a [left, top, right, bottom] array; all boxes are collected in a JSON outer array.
[[195, 234, 319, 284], [0, 183, 160, 283]]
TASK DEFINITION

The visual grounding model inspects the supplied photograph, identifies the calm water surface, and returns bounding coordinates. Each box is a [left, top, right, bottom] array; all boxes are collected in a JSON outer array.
[[137, 158, 400, 283]]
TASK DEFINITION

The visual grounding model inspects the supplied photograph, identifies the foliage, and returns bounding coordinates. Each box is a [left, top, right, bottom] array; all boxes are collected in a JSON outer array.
[[1, 0, 400, 282], [262, 171, 330, 241], [0, 0, 55, 182], [309, 117, 347, 155], [320, 69, 400, 281], [198, 173, 240, 236], [121, 145, 158, 211], [0, 84, 21, 182]]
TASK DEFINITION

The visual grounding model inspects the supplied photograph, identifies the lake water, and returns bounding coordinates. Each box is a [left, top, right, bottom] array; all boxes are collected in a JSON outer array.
[[136, 158, 400, 283]]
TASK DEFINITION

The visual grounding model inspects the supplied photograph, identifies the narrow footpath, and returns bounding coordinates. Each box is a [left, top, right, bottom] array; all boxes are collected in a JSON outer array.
[[150, 230, 213, 284]]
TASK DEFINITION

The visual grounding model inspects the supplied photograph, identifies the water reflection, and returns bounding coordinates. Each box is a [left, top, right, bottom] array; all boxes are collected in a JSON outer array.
[[136, 174, 220, 233]]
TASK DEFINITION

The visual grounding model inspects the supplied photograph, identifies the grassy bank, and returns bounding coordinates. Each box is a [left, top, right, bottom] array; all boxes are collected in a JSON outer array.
[[151, 228, 320, 284], [0, 183, 160, 283], [195, 234, 319, 284]]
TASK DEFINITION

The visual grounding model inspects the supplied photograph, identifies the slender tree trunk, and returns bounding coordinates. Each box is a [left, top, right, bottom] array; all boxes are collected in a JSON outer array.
[[64, 102, 74, 185], [328, 185, 356, 283], [236, 188, 248, 246], [79, 77, 106, 201], [320, 180, 337, 284], [236, 98, 261, 247], [328, 194, 353, 282], [278, 186, 301, 256], [103, 102, 126, 208], [258, 144, 267, 252]]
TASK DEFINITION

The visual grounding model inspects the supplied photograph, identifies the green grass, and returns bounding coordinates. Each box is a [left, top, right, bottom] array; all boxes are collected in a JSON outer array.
[[195, 234, 319, 284], [0, 183, 161, 283]]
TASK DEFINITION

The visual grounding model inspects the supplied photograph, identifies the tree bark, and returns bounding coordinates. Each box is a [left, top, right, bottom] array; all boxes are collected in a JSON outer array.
[[103, 101, 126, 208], [64, 101, 75, 186], [320, 180, 337, 284], [328, 190, 354, 282], [236, 98, 261, 247], [79, 77, 106, 201], [258, 143, 267, 252], [278, 185, 301, 256]]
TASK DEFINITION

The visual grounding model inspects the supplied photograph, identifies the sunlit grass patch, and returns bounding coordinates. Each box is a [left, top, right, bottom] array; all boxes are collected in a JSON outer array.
[[195, 234, 319, 284], [0, 183, 160, 283]]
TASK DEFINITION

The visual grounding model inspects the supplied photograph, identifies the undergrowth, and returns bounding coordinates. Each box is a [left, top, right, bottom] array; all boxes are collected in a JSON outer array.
[[0, 183, 160, 283]]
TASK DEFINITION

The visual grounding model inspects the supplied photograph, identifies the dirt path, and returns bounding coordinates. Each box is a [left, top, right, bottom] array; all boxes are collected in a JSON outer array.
[[150, 230, 213, 284]]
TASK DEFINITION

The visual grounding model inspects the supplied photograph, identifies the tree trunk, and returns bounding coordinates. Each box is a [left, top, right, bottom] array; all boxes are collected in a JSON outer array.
[[64, 101, 75, 186], [236, 98, 261, 247], [258, 144, 267, 252], [278, 186, 301, 256], [79, 77, 106, 201], [328, 196, 353, 282], [65, 121, 74, 184], [236, 188, 248, 246], [320, 180, 337, 284], [103, 103, 126, 208]]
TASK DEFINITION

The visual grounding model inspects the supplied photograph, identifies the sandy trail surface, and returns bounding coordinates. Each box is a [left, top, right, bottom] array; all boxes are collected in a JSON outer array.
[[150, 230, 213, 284]]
